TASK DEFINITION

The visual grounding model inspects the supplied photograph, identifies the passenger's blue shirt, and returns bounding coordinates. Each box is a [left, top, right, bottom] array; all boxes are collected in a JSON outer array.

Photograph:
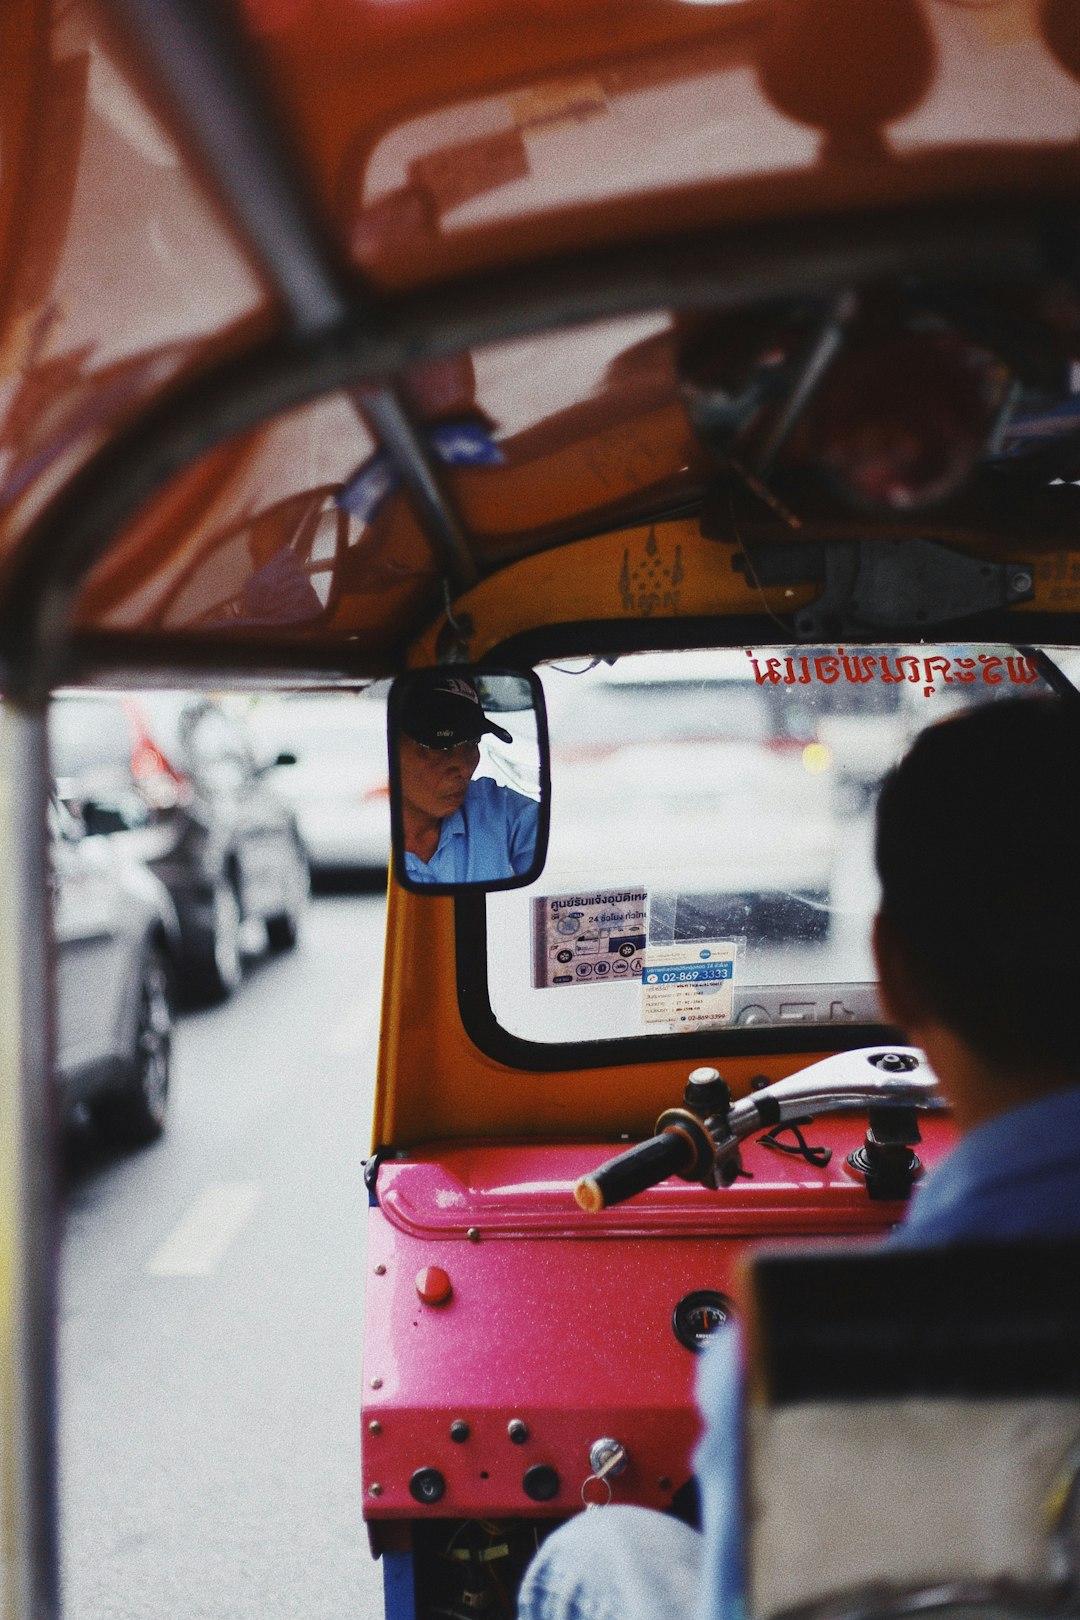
[[889, 1084, 1080, 1247], [404, 776, 538, 884], [694, 1082, 1080, 1620]]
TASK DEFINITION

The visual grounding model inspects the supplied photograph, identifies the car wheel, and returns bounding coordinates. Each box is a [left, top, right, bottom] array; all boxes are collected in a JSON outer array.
[[265, 838, 309, 954], [94, 946, 172, 1147], [189, 875, 244, 1003]]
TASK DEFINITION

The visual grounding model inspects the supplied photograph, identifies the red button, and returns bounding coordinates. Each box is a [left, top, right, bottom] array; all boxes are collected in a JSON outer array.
[[416, 1266, 453, 1305]]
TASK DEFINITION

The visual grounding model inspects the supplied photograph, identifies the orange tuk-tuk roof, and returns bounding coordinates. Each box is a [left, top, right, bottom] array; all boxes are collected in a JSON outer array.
[[1, 0, 1080, 688]]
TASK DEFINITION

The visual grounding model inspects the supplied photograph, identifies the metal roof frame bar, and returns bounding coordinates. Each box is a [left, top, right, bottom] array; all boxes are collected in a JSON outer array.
[[104, 0, 478, 592]]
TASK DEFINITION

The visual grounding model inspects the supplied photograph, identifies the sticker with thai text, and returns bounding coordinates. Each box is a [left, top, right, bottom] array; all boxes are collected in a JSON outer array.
[[641, 941, 736, 1031], [532, 891, 647, 988], [744, 647, 1041, 699]]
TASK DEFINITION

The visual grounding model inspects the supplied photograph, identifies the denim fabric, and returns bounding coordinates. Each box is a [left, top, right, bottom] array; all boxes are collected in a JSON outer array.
[[515, 1084, 1080, 1620], [518, 1506, 704, 1620], [403, 776, 538, 883], [692, 1326, 745, 1620]]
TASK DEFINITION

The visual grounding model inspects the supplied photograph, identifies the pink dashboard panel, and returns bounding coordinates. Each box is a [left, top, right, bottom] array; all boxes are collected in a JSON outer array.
[[362, 1124, 955, 1520]]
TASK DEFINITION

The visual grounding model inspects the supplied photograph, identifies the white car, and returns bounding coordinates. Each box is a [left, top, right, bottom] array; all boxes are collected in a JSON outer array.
[[247, 691, 390, 875], [541, 650, 838, 941]]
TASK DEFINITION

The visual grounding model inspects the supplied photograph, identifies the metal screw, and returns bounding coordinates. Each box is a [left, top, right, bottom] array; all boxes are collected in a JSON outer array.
[[370, 1377, 383, 1390], [369, 1421, 383, 1435], [466, 1227, 481, 1243], [373, 1264, 386, 1276], [1011, 569, 1033, 596], [869, 1051, 918, 1073], [508, 1418, 529, 1444], [369, 1483, 383, 1497]]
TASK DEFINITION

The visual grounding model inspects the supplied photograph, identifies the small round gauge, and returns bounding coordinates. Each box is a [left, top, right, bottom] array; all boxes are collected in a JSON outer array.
[[673, 1290, 734, 1352]]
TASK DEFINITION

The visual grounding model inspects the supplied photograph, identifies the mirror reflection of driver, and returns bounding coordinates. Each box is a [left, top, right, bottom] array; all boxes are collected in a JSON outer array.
[[398, 675, 539, 884]]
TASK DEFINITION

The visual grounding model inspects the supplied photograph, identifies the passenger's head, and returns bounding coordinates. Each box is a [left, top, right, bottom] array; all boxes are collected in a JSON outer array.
[[874, 696, 1080, 1086]]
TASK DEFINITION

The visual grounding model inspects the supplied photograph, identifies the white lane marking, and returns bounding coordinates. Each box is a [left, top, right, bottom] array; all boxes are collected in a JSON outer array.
[[146, 1183, 263, 1277]]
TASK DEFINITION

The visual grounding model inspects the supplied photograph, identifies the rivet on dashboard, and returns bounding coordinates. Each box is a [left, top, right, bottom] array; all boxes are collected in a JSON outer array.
[[508, 1418, 529, 1444], [450, 1420, 470, 1443], [467, 1227, 481, 1243], [369, 1421, 383, 1435], [369, 1483, 383, 1497], [370, 1377, 383, 1389], [373, 1263, 386, 1275]]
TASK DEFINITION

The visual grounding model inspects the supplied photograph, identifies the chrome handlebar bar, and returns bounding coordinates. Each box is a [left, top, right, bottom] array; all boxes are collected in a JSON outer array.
[[575, 1047, 942, 1212]]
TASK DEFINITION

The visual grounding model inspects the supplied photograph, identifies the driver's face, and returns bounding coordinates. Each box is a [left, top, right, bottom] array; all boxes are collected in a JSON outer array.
[[399, 734, 481, 821]]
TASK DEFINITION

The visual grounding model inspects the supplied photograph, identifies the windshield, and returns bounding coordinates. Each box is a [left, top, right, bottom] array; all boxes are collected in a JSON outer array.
[[485, 643, 1069, 1048]]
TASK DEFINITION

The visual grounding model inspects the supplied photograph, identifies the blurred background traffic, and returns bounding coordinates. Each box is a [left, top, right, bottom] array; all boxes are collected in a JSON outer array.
[[48, 687, 390, 1151], [48, 646, 1069, 1149]]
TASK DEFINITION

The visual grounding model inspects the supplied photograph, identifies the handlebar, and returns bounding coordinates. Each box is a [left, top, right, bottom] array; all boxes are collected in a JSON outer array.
[[575, 1129, 698, 1213], [574, 1047, 942, 1212]]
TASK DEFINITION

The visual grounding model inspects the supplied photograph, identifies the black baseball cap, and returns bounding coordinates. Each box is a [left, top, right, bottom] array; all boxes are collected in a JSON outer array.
[[401, 674, 513, 749]]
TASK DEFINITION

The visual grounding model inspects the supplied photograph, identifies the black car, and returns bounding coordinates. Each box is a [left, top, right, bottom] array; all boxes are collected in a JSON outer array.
[[50, 692, 309, 1003], [51, 799, 179, 1145]]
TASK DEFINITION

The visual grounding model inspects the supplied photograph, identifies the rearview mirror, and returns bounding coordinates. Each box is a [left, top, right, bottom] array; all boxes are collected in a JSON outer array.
[[388, 668, 549, 894]]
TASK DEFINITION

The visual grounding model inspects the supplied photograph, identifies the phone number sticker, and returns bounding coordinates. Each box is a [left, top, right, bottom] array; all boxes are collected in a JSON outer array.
[[642, 941, 736, 1030]]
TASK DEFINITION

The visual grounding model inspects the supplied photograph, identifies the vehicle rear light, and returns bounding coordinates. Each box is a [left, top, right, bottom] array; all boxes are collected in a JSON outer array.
[[801, 742, 832, 775], [811, 333, 1007, 512], [550, 744, 620, 764], [130, 739, 192, 810]]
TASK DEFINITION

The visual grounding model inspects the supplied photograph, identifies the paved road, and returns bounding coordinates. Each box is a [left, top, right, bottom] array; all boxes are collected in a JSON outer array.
[[58, 828, 882, 1617], [60, 890, 387, 1620]]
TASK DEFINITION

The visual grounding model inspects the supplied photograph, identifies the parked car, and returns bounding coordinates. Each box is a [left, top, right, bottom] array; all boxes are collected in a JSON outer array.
[[49, 691, 310, 1003], [245, 690, 390, 876], [51, 799, 179, 1145]]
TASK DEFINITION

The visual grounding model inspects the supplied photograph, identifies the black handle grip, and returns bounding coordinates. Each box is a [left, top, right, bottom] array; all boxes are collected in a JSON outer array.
[[575, 1129, 696, 1212]]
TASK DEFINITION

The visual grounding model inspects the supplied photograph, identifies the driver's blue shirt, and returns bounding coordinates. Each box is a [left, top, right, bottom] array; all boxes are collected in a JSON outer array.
[[403, 776, 538, 884], [695, 1081, 1080, 1620]]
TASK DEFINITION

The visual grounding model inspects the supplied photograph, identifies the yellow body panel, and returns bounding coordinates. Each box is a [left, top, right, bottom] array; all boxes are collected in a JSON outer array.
[[382, 523, 854, 1147], [374, 884, 827, 1149]]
